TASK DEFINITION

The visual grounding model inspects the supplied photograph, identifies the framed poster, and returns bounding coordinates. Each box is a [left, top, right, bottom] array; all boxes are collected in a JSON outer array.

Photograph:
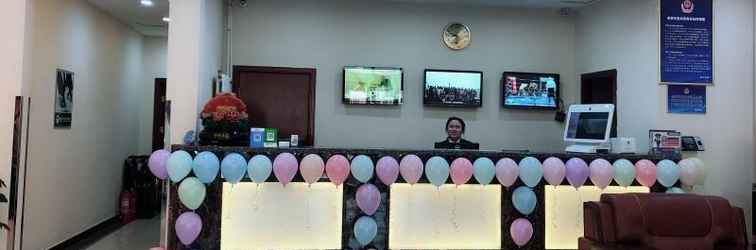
[[55, 69, 73, 129], [667, 84, 706, 113], [659, 0, 713, 85]]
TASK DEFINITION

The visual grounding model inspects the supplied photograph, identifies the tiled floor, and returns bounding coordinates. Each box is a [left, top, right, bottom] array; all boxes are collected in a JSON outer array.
[[84, 218, 161, 250]]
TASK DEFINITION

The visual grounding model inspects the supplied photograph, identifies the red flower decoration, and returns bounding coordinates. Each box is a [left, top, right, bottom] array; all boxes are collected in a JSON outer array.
[[201, 93, 249, 123]]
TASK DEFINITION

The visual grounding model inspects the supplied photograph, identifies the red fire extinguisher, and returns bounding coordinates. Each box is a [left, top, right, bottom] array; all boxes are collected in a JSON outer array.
[[120, 190, 136, 224]]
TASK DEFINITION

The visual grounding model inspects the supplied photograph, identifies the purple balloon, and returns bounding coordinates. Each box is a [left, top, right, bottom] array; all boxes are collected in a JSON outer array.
[[376, 156, 399, 186], [565, 158, 589, 189], [510, 218, 533, 247], [148, 149, 171, 180], [273, 153, 299, 187], [356, 184, 381, 215], [399, 155, 423, 185], [175, 212, 202, 246]]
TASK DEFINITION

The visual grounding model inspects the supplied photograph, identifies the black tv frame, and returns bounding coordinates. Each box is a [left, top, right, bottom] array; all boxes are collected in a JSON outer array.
[[423, 69, 483, 108], [342, 66, 404, 105], [501, 71, 560, 110]]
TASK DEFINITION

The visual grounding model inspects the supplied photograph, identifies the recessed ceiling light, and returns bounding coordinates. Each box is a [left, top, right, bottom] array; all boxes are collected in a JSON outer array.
[[162, 17, 170, 22], [140, 0, 154, 7]]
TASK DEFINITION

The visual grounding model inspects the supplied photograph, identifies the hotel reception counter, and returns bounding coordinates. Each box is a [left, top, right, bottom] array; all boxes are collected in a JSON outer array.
[[166, 146, 680, 250]]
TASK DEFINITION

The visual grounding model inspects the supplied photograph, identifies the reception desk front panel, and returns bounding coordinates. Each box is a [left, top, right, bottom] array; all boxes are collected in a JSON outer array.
[[167, 146, 674, 250]]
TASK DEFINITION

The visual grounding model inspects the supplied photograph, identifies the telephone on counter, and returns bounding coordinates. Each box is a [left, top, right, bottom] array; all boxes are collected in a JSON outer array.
[[681, 136, 704, 151]]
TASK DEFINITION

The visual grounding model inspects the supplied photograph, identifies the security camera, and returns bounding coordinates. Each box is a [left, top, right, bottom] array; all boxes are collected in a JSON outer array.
[[239, 0, 247, 7]]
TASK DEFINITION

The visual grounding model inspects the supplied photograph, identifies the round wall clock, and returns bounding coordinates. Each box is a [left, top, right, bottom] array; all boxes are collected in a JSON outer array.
[[442, 23, 471, 50]]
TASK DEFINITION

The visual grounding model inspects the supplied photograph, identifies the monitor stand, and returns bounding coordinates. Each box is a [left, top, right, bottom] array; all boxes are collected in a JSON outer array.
[[565, 143, 601, 154]]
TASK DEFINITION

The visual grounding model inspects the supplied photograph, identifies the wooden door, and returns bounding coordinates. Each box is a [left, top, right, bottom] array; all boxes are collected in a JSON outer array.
[[152, 78, 167, 151], [233, 66, 316, 146], [581, 70, 618, 137]]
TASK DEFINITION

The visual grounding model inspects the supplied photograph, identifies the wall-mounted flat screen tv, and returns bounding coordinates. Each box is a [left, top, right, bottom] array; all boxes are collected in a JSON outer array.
[[343, 66, 403, 105], [502, 72, 560, 109], [423, 69, 483, 107]]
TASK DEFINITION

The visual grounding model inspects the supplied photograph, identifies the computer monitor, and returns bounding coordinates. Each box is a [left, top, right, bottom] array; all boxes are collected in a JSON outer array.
[[563, 104, 615, 153]]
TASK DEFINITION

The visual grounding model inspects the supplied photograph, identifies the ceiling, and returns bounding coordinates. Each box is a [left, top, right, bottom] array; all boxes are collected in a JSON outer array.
[[87, 0, 169, 37], [86, 0, 596, 37], [383, 0, 600, 8]]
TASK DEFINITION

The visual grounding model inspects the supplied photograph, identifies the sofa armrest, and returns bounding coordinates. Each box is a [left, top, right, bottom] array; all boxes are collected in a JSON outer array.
[[584, 202, 604, 242], [579, 237, 660, 250], [732, 207, 748, 248]]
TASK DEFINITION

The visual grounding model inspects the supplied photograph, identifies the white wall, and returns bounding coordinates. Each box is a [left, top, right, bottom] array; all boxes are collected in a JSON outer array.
[[0, 0, 29, 249], [167, 0, 225, 144], [576, 0, 754, 237], [22, 0, 145, 248], [139, 37, 168, 154], [231, 0, 577, 151]]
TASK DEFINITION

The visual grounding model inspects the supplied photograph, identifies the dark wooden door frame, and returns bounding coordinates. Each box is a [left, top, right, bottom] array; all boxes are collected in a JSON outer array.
[[232, 66, 316, 146], [581, 69, 618, 137], [152, 78, 167, 151]]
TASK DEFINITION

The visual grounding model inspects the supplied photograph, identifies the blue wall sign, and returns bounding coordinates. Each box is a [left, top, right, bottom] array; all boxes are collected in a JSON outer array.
[[668, 85, 706, 114], [660, 0, 713, 84]]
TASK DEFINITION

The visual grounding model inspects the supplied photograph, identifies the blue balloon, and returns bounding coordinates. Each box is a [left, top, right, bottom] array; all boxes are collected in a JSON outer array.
[[657, 159, 680, 188], [192, 151, 220, 184], [425, 156, 449, 187], [473, 157, 496, 185], [512, 186, 537, 215], [353, 216, 377, 246], [167, 150, 193, 183], [351, 155, 374, 183], [666, 187, 685, 194], [247, 155, 273, 184], [221, 153, 248, 184], [519, 157, 543, 187]]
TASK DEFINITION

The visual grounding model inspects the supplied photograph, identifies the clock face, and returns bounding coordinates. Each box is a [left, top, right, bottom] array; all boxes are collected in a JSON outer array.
[[442, 23, 471, 50]]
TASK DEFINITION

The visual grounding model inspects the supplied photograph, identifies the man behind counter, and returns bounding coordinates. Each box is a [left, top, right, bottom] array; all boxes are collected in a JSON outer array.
[[434, 116, 480, 150]]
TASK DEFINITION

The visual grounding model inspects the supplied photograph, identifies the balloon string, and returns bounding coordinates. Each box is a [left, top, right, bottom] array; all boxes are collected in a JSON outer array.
[[576, 187, 583, 231], [434, 188, 441, 240], [550, 186, 558, 230], [224, 184, 235, 220], [306, 187, 312, 232], [253, 183, 262, 211], [451, 190, 459, 232]]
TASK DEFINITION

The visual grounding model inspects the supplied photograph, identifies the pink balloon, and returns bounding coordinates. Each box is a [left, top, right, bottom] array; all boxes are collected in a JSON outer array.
[[376, 156, 400, 186], [450, 158, 473, 186], [356, 184, 381, 215], [273, 153, 298, 187], [635, 159, 657, 188], [565, 158, 589, 189], [589, 158, 614, 189], [326, 155, 350, 186], [175, 212, 202, 246], [300, 154, 325, 185], [148, 149, 171, 180], [495, 158, 519, 187], [399, 155, 423, 185], [510, 218, 533, 247], [542, 157, 566, 186]]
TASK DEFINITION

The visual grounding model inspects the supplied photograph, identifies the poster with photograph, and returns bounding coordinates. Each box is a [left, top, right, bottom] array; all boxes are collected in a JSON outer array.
[[55, 69, 73, 128]]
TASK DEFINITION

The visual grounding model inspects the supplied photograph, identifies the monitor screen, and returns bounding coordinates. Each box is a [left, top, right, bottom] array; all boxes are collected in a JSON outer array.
[[343, 66, 403, 105], [424, 70, 482, 107], [502, 72, 559, 109], [565, 112, 610, 140]]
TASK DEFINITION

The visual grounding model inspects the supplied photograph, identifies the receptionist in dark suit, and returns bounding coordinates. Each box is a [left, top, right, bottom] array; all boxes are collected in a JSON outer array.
[[435, 116, 479, 150]]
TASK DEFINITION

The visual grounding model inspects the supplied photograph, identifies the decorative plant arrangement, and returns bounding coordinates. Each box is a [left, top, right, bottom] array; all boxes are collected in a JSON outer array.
[[198, 93, 250, 146]]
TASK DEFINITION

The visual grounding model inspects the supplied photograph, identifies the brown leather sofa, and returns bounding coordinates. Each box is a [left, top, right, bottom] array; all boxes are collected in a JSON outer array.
[[579, 193, 747, 250]]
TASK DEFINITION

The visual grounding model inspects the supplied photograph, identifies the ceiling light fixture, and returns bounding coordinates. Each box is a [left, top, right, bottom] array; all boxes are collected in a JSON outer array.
[[140, 0, 154, 7], [162, 17, 171, 22]]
